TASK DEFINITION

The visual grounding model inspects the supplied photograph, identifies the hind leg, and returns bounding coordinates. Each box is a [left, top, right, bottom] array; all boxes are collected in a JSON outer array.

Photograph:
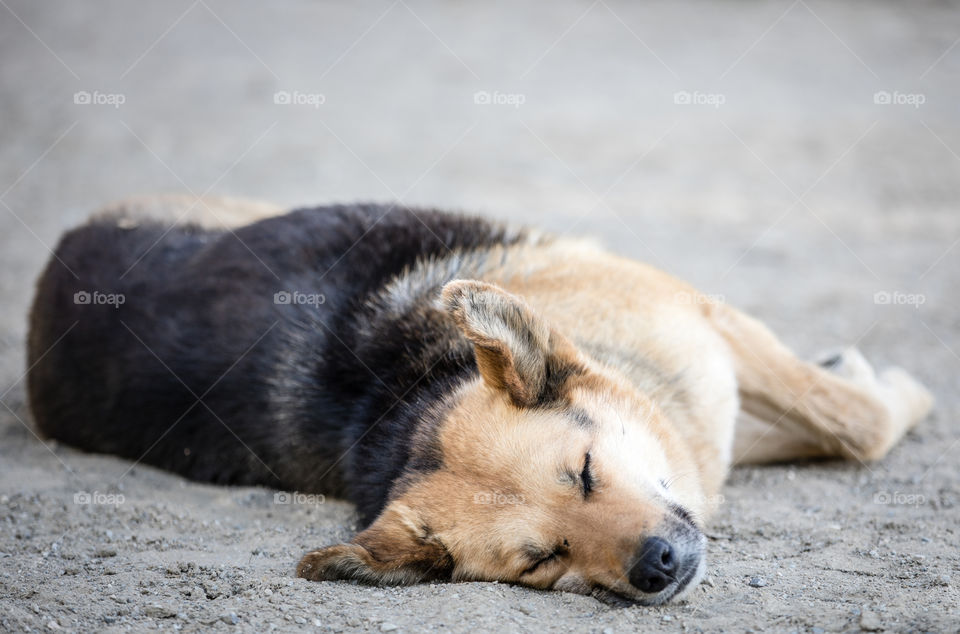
[[707, 304, 933, 464]]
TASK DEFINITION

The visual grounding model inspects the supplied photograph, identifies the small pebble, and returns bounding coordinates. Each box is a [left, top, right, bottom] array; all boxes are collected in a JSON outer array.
[[221, 612, 239, 625], [748, 576, 768, 588], [860, 609, 882, 631], [516, 602, 536, 616], [381, 623, 398, 632], [144, 604, 176, 618]]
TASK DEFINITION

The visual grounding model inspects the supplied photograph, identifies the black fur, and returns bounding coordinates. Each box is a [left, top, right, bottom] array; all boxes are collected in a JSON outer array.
[[27, 204, 525, 525]]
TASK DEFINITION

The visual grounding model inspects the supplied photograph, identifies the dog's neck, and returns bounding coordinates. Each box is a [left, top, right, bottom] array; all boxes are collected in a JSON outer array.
[[277, 250, 504, 525]]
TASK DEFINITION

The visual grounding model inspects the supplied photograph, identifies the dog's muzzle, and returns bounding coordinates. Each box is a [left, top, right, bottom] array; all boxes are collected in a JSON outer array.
[[629, 512, 707, 605], [627, 533, 705, 603], [629, 536, 682, 593], [591, 514, 707, 607]]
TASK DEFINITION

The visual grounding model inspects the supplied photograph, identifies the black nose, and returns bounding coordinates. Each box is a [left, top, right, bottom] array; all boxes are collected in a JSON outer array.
[[629, 537, 678, 593]]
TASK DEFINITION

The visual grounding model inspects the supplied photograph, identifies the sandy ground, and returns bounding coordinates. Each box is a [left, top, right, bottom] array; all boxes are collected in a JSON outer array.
[[2, 1, 959, 631]]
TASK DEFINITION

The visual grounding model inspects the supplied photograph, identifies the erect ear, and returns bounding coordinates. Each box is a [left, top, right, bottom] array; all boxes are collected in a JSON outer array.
[[296, 503, 452, 586], [441, 279, 585, 407]]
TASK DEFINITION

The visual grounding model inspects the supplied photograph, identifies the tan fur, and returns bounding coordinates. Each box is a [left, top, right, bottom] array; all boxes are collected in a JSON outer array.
[[298, 274, 724, 603], [103, 196, 933, 604], [300, 238, 931, 602], [92, 194, 283, 229]]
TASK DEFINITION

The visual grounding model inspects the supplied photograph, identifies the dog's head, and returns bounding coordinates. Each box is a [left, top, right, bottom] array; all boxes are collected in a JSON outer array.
[[297, 280, 708, 605]]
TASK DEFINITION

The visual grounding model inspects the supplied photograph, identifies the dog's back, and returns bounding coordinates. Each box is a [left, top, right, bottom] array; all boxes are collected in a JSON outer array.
[[28, 204, 518, 512]]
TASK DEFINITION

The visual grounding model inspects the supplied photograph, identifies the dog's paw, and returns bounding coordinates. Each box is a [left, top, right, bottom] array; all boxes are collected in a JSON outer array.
[[816, 347, 875, 383], [296, 548, 355, 581], [818, 347, 935, 440], [879, 367, 935, 429]]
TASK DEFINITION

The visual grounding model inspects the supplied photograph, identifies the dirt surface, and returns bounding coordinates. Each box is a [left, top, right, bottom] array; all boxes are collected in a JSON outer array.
[[2, 1, 959, 631]]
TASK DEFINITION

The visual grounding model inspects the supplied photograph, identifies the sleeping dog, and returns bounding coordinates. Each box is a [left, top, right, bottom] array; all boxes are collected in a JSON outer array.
[[27, 196, 933, 606]]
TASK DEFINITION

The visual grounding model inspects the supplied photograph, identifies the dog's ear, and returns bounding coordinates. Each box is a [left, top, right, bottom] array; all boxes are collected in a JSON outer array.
[[297, 503, 453, 586], [441, 280, 584, 407]]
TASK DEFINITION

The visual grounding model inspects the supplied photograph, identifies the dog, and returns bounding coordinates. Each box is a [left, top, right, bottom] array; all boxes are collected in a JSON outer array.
[[27, 195, 934, 606]]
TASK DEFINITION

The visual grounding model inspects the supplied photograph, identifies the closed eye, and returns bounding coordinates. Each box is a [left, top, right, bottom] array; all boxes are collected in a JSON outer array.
[[521, 540, 570, 576], [522, 551, 557, 575], [581, 452, 593, 498]]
